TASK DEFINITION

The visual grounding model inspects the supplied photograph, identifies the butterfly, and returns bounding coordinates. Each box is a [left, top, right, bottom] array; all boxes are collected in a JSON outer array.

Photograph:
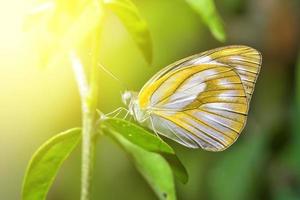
[[121, 45, 262, 151]]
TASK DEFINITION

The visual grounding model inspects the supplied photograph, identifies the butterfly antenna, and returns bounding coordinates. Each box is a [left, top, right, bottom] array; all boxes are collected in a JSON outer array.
[[97, 62, 128, 90]]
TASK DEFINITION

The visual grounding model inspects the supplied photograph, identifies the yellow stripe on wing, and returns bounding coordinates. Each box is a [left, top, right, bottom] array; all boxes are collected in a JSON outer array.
[[146, 64, 248, 151], [139, 63, 228, 108], [197, 45, 262, 102]]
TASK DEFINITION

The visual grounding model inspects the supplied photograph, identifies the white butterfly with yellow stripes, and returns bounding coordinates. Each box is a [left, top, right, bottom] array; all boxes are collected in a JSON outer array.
[[121, 45, 262, 151]]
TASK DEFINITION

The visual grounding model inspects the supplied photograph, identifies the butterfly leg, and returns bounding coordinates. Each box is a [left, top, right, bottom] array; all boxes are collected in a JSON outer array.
[[113, 107, 129, 118], [122, 110, 130, 120], [105, 107, 128, 118]]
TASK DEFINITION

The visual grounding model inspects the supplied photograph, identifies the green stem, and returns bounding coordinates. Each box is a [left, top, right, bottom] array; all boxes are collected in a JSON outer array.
[[80, 105, 97, 200], [80, 35, 101, 200], [70, 1, 105, 199], [70, 49, 97, 200]]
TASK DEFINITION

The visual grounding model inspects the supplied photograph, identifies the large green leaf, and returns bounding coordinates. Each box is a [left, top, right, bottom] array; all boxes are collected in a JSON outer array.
[[101, 117, 188, 183], [185, 0, 226, 42], [104, 0, 153, 63], [107, 128, 177, 200], [22, 128, 81, 200]]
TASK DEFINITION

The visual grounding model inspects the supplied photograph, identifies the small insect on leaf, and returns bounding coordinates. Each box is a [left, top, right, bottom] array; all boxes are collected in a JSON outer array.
[[22, 128, 81, 200]]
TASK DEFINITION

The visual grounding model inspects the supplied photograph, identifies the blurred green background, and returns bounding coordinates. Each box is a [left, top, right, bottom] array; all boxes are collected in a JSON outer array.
[[1, 0, 300, 199]]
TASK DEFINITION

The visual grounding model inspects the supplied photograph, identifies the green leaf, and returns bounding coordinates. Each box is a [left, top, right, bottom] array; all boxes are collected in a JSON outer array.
[[161, 153, 188, 185], [101, 117, 188, 183], [22, 128, 81, 200], [104, 0, 153, 63], [185, 0, 226, 42], [108, 129, 176, 200], [101, 118, 174, 154]]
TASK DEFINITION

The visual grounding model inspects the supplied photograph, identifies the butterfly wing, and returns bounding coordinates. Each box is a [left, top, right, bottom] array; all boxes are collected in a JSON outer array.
[[139, 63, 248, 151], [137, 45, 261, 151], [140, 45, 261, 102]]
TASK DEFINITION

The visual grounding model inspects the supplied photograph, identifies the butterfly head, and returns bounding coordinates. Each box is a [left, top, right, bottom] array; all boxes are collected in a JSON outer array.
[[121, 90, 148, 122], [121, 90, 137, 107]]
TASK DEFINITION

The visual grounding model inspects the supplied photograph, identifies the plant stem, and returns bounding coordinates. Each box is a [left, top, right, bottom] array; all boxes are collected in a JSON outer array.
[[71, 50, 98, 200], [71, 1, 104, 199], [80, 102, 97, 200]]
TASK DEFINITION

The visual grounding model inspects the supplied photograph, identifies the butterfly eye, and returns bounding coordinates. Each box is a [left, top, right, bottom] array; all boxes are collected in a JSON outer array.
[[121, 91, 132, 106]]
